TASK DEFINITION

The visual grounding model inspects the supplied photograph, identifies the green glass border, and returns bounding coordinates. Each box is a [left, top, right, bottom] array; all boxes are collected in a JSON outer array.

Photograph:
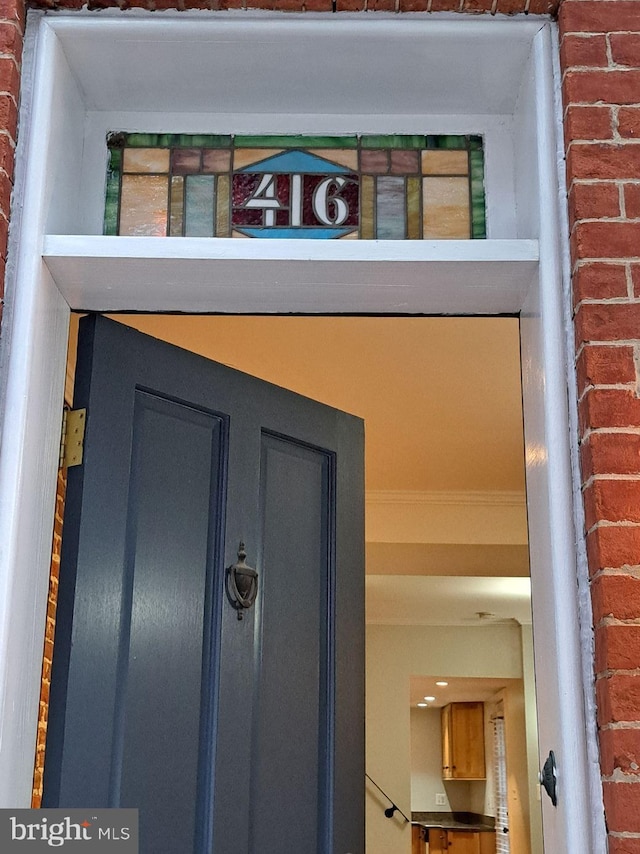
[[361, 135, 427, 150], [469, 148, 486, 239], [108, 132, 232, 149], [103, 148, 121, 236], [234, 135, 358, 149]]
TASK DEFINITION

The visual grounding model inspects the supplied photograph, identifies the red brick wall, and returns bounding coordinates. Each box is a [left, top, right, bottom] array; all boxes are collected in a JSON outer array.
[[30, 0, 558, 12], [3, 0, 639, 845], [31, 468, 66, 808], [0, 0, 23, 321], [560, 0, 640, 849]]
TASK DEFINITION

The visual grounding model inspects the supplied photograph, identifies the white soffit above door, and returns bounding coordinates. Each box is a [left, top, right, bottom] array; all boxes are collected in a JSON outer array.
[[49, 15, 542, 117]]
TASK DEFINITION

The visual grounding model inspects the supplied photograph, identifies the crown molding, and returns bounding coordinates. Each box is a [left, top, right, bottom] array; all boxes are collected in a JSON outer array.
[[366, 489, 526, 508]]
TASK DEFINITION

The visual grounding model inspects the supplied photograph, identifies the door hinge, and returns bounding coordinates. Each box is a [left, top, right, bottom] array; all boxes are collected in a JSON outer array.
[[59, 408, 86, 469]]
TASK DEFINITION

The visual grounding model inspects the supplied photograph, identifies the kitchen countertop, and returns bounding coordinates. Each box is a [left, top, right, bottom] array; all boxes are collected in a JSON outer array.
[[411, 812, 495, 832]]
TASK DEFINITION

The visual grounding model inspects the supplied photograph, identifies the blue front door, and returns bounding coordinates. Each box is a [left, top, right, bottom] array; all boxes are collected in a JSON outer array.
[[44, 315, 365, 854]]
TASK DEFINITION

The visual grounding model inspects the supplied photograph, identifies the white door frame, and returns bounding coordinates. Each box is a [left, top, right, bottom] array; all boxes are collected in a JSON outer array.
[[0, 12, 606, 853]]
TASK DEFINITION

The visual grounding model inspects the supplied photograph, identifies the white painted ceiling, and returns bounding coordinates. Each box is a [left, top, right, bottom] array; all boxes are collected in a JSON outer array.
[[97, 314, 526, 493], [366, 576, 533, 627], [409, 675, 521, 708]]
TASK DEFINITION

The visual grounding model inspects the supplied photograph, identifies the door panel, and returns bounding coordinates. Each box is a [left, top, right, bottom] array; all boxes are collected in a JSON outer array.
[[250, 435, 332, 854], [117, 392, 226, 853], [43, 315, 365, 854]]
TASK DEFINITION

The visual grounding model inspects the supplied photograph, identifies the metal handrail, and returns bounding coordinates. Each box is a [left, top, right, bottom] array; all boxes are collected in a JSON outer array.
[[365, 773, 410, 823]]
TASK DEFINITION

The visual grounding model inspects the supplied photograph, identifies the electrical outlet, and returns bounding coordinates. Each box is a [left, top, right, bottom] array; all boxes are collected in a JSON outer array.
[[435, 793, 446, 806]]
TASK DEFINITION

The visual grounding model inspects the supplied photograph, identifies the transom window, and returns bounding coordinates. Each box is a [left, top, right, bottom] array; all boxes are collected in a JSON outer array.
[[105, 133, 485, 240]]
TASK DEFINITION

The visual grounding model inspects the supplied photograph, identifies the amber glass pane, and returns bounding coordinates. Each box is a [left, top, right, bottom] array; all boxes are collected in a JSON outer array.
[[407, 177, 421, 239], [120, 175, 169, 236], [310, 149, 358, 171], [123, 148, 171, 174], [423, 177, 471, 239], [421, 150, 469, 176], [216, 175, 230, 237], [232, 149, 276, 170], [360, 176, 375, 240], [170, 176, 184, 236]]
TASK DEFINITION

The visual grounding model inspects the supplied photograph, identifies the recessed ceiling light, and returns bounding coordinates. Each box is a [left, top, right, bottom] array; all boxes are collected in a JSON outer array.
[[417, 702, 428, 707], [436, 681, 448, 687], [424, 696, 436, 702]]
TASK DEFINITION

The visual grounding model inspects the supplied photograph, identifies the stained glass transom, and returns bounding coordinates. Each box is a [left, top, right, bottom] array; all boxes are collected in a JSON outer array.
[[105, 133, 486, 240]]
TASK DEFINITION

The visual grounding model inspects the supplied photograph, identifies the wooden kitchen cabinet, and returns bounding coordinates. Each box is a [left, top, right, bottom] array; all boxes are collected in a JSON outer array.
[[428, 828, 495, 854], [441, 702, 486, 779], [448, 831, 481, 854], [428, 828, 448, 854], [412, 824, 427, 854]]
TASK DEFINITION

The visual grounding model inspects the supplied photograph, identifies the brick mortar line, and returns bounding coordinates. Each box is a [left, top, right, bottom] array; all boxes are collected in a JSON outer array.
[[604, 31, 614, 68], [565, 138, 627, 144], [600, 723, 640, 734], [586, 519, 640, 535], [562, 68, 640, 85], [596, 667, 640, 677], [0, 129, 17, 148], [562, 27, 640, 36], [582, 473, 640, 489], [570, 244, 640, 260], [598, 615, 640, 626], [562, 63, 640, 73], [582, 472, 640, 489], [564, 103, 640, 113], [572, 217, 640, 225], [575, 339, 640, 364], [568, 129, 640, 142], [582, 427, 640, 438], [570, 217, 640, 243], [0, 53, 19, 71], [591, 520, 640, 528], [561, 37, 640, 44], [573, 301, 640, 316], [602, 771, 640, 782], [578, 383, 637, 405], [573, 260, 640, 275], [576, 384, 639, 405], [570, 178, 640, 186], [590, 568, 640, 582], [0, 20, 23, 36], [575, 259, 632, 267], [576, 350, 640, 366], [560, 31, 621, 41], [574, 297, 640, 307], [0, 90, 17, 110]]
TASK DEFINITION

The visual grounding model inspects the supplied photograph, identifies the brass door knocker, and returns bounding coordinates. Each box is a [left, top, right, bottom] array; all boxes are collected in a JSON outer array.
[[227, 542, 258, 620]]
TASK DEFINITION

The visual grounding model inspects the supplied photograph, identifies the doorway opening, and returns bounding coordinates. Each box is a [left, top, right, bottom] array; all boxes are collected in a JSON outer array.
[[36, 312, 542, 854]]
